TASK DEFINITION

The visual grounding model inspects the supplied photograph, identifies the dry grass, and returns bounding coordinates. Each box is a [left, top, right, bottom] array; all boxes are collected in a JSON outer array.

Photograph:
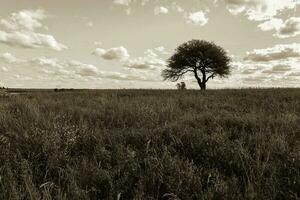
[[0, 89, 299, 199]]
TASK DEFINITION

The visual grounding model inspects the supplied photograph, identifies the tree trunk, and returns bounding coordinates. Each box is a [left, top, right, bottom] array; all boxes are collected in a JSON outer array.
[[199, 82, 206, 90], [194, 69, 207, 90], [201, 70, 206, 90], [195, 80, 206, 90]]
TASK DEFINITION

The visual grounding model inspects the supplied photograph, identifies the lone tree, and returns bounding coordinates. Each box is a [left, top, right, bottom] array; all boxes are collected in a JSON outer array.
[[162, 40, 231, 90]]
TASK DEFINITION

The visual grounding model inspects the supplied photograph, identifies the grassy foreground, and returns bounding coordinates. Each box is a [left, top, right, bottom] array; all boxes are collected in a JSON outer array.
[[0, 89, 299, 200]]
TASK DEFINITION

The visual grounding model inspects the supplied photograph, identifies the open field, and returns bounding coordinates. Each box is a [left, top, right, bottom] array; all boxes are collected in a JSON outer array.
[[0, 89, 299, 200]]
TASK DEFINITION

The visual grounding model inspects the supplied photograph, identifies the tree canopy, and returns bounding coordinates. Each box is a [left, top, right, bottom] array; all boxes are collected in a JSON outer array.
[[162, 40, 231, 90]]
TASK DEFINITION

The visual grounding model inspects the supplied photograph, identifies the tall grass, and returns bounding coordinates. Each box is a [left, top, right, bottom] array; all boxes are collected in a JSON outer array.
[[0, 89, 299, 199]]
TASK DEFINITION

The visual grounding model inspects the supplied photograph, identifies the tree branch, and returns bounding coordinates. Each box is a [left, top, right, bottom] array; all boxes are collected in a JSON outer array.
[[205, 73, 216, 82]]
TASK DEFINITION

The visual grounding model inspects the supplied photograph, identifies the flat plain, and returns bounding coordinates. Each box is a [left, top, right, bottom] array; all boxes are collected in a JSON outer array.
[[0, 89, 299, 200]]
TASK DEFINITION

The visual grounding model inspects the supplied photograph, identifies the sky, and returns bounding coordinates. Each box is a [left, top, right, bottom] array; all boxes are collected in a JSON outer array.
[[0, 0, 299, 89]]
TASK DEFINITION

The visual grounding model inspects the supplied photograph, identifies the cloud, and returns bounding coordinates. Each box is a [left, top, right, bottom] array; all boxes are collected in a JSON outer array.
[[0, 9, 67, 51], [113, 0, 131, 6], [1, 52, 160, 82], [262, 64, 292, 74], [231, 60, 299, 86], [1, 67, 8, 72], [287, 72, 300, 77], [68, 61, 99, 77], [0, 9, 47, 31], [125, 47, 167, 70], [98, 71, 152, 81], [0, 31, 67, 51], [232, 61, 269, 74], [31, 58, 99, 78], [32, 57, 61, 68], [258, 18, 284, 31], [221, 0, 300, 38], [258, 17, 300, 38], [112, 0, 133, 15], [39, 57, 155, 81], [154, 7, 169, 15], [112, 0, 184, 16], [276, 17, 300, 38], [242, 75, 269, 83], [223, 0, 299, 21], [185, 11, 208, 26], [0, 52, 25, 63], [93, 46, 130, 61], [244, 43, 300, 62], [153, 46, 169, 54], [125, 56, 166, 70], [171, 2, 184, 13], [31, 57, 130, 80], [230, 42, 300, 87], [92, 45, 167, 72]]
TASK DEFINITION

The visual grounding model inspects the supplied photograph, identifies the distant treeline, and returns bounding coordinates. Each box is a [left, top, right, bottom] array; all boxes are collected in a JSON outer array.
[[54, 88, 75, 92]]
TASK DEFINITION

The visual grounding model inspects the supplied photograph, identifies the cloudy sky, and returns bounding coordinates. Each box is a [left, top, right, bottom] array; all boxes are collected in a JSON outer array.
[[0, 0, 299, 89]]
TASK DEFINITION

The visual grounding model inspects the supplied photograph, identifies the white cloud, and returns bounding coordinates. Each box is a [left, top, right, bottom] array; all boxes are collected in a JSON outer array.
[[185, 11, 208, 26], [93, 46, 130, 61], [276, 17, 300, 38], [112, 0, 133, 15], [244, 43, 300, 62], [221, 0, 300, 38], [0, 52, 160, 82], [233, 61, 269, 74], [258, 18, 284, 31], [92, 45, 167, 70], [0, 31, 67, 51], [32, 57, 61, 68], [31, 57, 134, 80], [0, 9, 67, 51], [32, 58, 99, 78], [125, 47, 167, 70], [125, 56, 166, 70], [35, 57, 155, 81], [71, 62, 99, 77], [98, 71, 152, 81], [154, 7, 169, 15], [223, 0, 299, 21], [231, 59, 300, 86], [154, 46, 169, 54], [231, 43, 300, 86], [113, 0, 131, 6], [0, 9, 47, 31], [79, 66, 98, 77], [0, 52, 25, 63], [262, 64, 292, 74], [258, 17, 300, 38]]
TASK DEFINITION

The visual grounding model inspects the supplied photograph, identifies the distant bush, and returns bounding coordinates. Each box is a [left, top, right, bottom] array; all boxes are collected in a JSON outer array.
[[0, 89, 299, 199], [176, 82, 186, 90]]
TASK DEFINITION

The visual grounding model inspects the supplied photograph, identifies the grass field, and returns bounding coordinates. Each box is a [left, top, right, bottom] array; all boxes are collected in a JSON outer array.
[[0, 89, 299, 200]]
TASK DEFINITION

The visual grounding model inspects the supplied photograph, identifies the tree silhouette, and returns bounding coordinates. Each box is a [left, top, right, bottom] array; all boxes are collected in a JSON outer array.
[[162, 40, 231, 90]]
